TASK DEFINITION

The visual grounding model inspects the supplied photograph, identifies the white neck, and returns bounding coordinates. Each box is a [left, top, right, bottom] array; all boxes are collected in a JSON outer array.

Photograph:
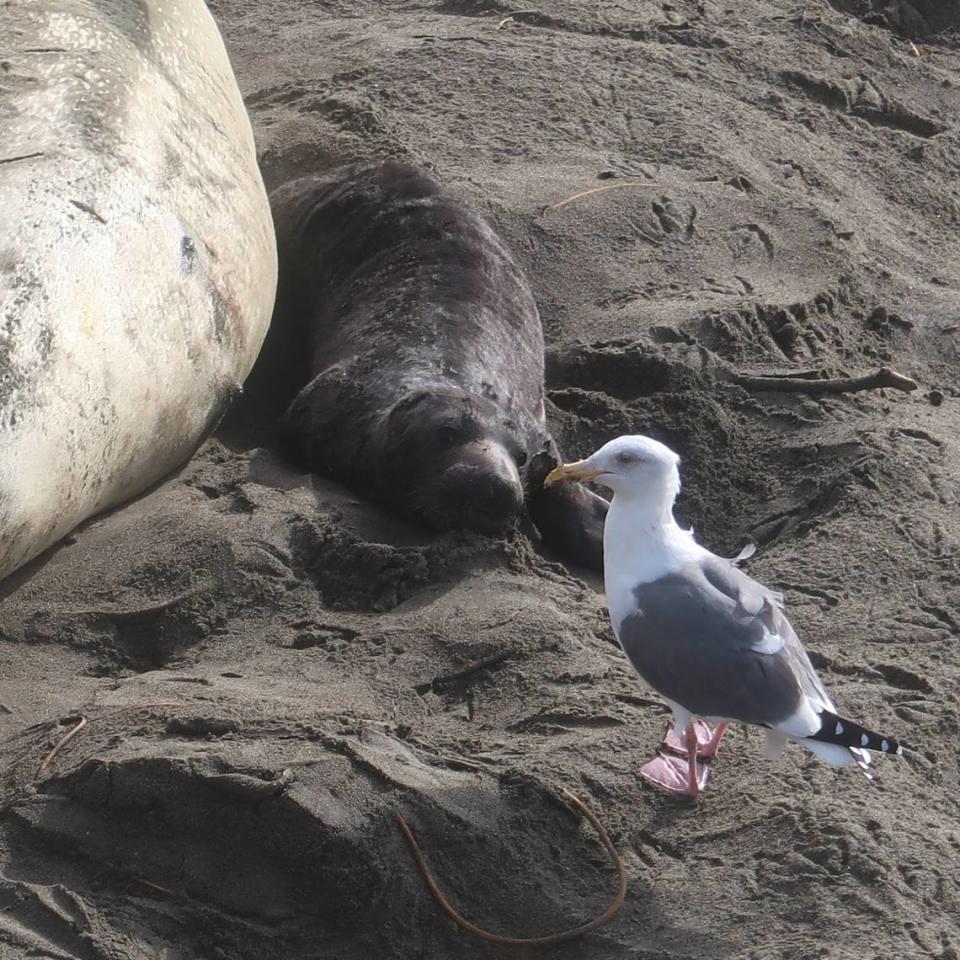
[[608, 483, 677, 528], [603, 489, 706, 631]]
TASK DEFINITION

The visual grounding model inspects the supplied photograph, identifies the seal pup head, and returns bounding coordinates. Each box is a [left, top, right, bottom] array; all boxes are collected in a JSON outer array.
[[379, 388, 531, 535]]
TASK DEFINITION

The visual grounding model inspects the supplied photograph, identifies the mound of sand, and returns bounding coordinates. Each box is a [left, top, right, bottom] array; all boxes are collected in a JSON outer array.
[[2, 2, 959, 957]]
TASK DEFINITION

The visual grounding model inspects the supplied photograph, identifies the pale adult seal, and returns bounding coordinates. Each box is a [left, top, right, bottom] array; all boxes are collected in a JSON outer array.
[[253, 160, 607, 569], [0, 0, 277, 581]]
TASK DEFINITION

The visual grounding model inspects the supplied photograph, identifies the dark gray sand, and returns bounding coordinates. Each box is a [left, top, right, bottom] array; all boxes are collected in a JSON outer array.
[[2, 2, 960, 957]]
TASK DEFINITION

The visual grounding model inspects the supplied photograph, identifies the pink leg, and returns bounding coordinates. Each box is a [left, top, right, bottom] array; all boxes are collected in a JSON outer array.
[[663, 720, 729, 760], [684, 722, 701, 798], [699, 721, 729, 759], [639, 720, 710, 798]]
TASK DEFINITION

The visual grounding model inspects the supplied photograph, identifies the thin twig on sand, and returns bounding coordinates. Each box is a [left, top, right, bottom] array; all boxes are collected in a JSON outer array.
[[416, 650, 516, 695], [36, 717, 88, 775], [542, 179, 721, 213], [497, 9, 539, 28], [733, 367, 917, 396], [397, 787, 626, 947], [138, 878, 180, 896], [78, 589, 201, 623], [480, 610, 520, 631], [440, 754, 486, 771], [36, 701, 181, 777]]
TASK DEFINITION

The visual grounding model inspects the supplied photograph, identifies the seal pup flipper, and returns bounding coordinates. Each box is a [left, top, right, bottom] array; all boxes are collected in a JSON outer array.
[[280, 361, 372, 480], [525, 449, 608, 572]]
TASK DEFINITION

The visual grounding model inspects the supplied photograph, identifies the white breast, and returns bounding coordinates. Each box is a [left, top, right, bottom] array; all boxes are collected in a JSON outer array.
[[603, 497, 707, 634]]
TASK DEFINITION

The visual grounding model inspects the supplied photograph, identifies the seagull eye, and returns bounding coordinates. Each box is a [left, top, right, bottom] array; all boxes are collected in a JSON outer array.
[[617, 452, 637, 465]]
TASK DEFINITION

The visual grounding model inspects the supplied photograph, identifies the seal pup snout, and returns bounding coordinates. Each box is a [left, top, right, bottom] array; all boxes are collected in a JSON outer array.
[[430, 441, 524, 534]]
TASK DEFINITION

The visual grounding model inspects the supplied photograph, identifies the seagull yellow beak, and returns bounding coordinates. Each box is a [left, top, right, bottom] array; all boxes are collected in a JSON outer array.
[[543, 459, 607, 488]]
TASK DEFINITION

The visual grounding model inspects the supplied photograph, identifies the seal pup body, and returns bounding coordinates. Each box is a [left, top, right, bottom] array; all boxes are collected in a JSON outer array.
[[263, 161, 606, 566], [0, 0, 277, 581]]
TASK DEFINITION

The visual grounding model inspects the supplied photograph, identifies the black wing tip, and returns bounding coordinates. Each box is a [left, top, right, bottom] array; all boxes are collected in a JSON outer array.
[[811, 710, 903, 756]]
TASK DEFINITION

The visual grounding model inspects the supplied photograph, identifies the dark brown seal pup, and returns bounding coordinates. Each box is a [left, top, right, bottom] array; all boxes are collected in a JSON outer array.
[[253, 160, 606, 568]]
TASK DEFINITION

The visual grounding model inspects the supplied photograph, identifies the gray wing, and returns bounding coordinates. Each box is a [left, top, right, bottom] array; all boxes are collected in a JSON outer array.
[[618, 555, 830, 729]]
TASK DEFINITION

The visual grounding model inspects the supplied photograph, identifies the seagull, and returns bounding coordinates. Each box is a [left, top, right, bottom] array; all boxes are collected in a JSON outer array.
[[544, 434, 902, 798]]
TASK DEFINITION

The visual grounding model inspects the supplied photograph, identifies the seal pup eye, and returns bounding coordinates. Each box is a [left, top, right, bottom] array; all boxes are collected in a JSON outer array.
[[434, 425, 461, 448]]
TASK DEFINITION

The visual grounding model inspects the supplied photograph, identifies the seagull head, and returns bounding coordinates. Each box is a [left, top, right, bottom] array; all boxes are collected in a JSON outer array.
[[544, 435, 681, 505]]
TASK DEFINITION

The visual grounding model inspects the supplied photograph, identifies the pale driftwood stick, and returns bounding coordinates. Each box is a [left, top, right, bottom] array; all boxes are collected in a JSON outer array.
[[734, 367, 917, 395], [497, 10, 539, 28], [542, 179, 722, 213]]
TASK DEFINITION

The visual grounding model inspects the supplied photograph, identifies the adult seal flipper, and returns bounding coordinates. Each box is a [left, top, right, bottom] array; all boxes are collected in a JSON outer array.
[[262, 160, 605, 570], [0, 0, 277, 581]]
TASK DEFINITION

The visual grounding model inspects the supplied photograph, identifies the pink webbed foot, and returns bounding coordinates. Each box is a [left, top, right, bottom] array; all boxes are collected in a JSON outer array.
[[663, 720, 729, 760], [639, 752, 709, 798], [641, 720, 728, 798], [643, 720, 710, 797], [663, 720, 714, 757]]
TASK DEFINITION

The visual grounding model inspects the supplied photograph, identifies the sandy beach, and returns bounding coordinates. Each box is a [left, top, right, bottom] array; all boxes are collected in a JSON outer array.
[[2, 1, 959, 957]]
